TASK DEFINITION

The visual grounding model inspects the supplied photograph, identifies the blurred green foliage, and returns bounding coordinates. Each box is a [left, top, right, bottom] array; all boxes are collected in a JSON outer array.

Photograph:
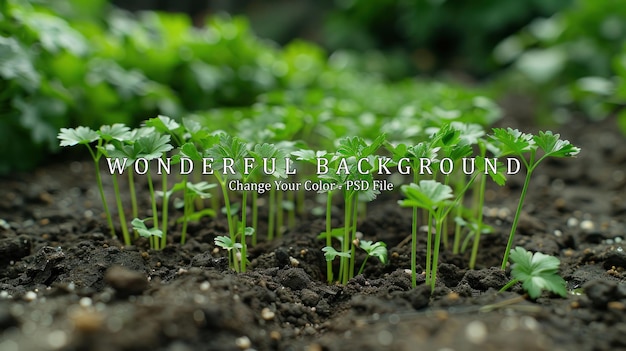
[[323, 0, 571, 77], [493, 0, 626, 131], [1, 0, 506, 174]]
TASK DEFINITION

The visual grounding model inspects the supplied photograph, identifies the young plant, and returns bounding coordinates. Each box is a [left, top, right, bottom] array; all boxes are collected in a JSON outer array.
[[205, 133, 249, 272], [500, 246, 567, 299], [326, 134, 385, 284], [490, 129, 580, 269], [58, 127, 114, 237], [214, 235, 243, 270], [131, 217, 163, 243], [356, 240, 388, 276], [399, 180, 454, 290]]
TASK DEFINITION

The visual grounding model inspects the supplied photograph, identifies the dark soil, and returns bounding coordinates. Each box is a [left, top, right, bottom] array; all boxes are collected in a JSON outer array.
[[1, 115, 626, 351]]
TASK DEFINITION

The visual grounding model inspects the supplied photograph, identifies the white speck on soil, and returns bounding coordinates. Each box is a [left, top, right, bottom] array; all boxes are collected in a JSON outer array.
[[580, 220, 594, 231], [79, 297, 92, 307], [377, 330, 393, 346], [465, 320, 487, 344], [553, 229, 563, 237], [289, 257, 300, 267], [200, 281, 211, 291], [24, 291, 37, 302], [615, 237, 623, 243], [617, 247, 623, 252], [261, 308, 275, 321], [567, 217, 579, 227], [235, 336, 251, 350]]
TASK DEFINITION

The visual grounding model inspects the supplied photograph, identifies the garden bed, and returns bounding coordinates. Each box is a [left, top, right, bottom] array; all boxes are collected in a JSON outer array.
[[1, 113, 626, 351]]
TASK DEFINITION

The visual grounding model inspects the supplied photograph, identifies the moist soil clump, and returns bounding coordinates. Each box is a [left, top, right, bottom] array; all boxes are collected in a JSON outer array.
[[1, 117, 625, 351]]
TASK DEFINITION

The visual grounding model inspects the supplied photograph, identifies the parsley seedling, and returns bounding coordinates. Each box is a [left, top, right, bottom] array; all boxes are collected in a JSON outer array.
[[491, 129, 580, 269], [500, 246, 567, 299]]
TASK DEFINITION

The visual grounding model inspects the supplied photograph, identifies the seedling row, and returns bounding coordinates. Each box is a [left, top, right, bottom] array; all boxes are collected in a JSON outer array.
[[58, 110, 579, 296]]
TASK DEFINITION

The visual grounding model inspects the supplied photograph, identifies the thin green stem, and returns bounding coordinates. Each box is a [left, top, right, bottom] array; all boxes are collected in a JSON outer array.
[[87, 145, 115, 238], [341, 193, 353, 285], [430, 210, 445, 292], [268, 188, 275, 241], [469, 173, 487, 269], [240, 189, 248, 272], [241, 191, 248, 272], [276, 190, 284, 238], [128, 171, 138, 221], [287, 190, 296, 229], [181, 176, 190, 245], [357, 255, 369, 276], [499, 278, 520, 293], [252, 190, 258, 245], [411, 206, 418, 288], [501, 167, 534, 270], [348, 193, 359, 280], [425, 213, 432, 285], [146, 172, 159, 250], [111, 173, 131, 246], [161, 171, 169, 248], [216, 174, 238, 272], [325, 190, 334, 284]]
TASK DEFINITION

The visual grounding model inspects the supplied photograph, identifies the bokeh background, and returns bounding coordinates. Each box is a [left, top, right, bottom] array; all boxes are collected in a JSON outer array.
[[2, 0, 625, 173]]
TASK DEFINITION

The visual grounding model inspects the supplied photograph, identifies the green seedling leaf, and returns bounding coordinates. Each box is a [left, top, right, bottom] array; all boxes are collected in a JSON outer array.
[[451, 122, 484, 145], [317, 227, 348, 243], [180, 142, 203, 161], [99, 124, 132, 142], [136, 134, 173, 160], [186, 181, 217, 199], [214, 235, 242, 251], [205, 133, 248, 176], [533, 131, 581, 158], [131, 218, 162, 238], [490, 128, 535, 157], [399, 180, 453, 210], [250, 143, 289, 178], [359, 240, 388, 265], [321, 246, 351, 262], [176, 208, 216, 223], [244, 227, 255, 237], [57, 127, 99, 147], [508, 246, 567, 299], [145, 115, 181, 134]]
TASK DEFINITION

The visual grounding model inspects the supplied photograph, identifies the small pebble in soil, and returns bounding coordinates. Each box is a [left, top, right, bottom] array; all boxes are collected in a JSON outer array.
[[580, 220, 595, 231], [553, 229, 562, 237], [23, 291, 37, 302], [289, 257, 300, 267], [200, 281, 211, 291], [235, 336, 251, 350], [261, 307, 275, 321], [465, 320, 487, 344], [270, 331, 281, 341], [70, 308, 104, 332], [79, 297, 92, 307], [104, 265, 149, 296], [567, 217, 579, 228]]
